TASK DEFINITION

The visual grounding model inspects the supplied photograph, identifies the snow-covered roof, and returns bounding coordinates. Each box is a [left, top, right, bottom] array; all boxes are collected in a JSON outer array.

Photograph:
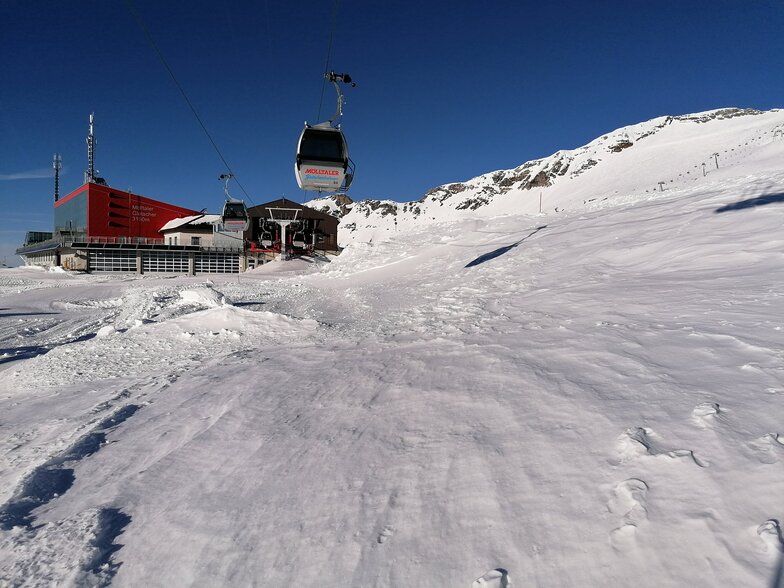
[[159, 214, 221, 232]]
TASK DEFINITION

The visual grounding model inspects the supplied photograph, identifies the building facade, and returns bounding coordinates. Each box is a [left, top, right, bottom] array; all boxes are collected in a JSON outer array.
[[54, 183, 199, 241], [17, 182, 248, 274], [16, 114, 341, 274], [18, 189, 342, 274], [246, 199, 340, 254]]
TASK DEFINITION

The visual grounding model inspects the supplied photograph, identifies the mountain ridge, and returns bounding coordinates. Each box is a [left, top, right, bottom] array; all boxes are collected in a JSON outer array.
[[307, 107, 784, 245]]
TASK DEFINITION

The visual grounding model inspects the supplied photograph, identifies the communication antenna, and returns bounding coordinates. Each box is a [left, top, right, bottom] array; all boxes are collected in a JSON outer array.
[[85, 113, 96, 183], [53, 153, 62, 202]]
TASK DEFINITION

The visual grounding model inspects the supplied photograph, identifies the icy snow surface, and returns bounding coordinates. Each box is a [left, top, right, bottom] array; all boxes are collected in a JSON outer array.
[[1, 110, 784, 586]]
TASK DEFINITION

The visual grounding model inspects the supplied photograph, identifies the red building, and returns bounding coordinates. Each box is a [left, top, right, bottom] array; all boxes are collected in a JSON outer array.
[[54, 182, 199, 241]]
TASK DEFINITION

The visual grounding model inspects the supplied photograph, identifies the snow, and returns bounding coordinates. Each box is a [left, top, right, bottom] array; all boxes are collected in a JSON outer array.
[[1, 109, 784, 586], [158, 214, 221, 232], [319, 108, 784, 249]]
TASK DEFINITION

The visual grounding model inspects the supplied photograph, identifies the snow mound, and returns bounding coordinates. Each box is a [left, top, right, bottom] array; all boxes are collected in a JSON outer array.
[[172, 305, 319, 337], [111, 284, 229, 328], [177, 286, 225, 308], [96, 325, 116, 338], [248, 257, 321, 275]]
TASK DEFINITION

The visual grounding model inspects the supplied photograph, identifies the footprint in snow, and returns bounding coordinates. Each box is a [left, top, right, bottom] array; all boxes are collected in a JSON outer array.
[[377, 525, 394, 544], [755, 519, 784, 561], [691, 402, 726, 428], [608, 478, 649, 551], [472, 568, 511, 588], [747, 433, 784, 464], [90, 400, 112, 414], [614, 427, 708, 468]]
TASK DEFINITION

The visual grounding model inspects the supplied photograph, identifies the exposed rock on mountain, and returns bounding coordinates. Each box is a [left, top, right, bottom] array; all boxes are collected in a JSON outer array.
[[306, 108, 780, 246]]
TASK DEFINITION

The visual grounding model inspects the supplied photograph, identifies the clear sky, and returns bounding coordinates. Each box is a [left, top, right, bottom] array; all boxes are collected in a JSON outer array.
[[2, 0, 783, 263]]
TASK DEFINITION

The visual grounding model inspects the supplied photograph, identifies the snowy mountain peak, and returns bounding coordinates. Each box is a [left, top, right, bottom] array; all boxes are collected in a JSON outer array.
[[309, 107, 784, 246]]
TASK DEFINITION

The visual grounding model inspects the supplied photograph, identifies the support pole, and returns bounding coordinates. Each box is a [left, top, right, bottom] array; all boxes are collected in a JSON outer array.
[[53, 153, 62, 202], [85, 113, 95, 184]]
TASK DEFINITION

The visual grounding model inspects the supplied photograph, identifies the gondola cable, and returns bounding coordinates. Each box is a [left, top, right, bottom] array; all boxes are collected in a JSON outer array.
[[317, 0, 341, 123], [294, 0, 357, 194], [124, 0, 255, 206]]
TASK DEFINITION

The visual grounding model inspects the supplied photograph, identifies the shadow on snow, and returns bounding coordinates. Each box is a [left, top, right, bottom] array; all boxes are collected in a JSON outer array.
[[465, 226, 547, 268], [86, 508, 133, 581], [0, 404, 141, 530], [0, 333, 97, 365], [0, 311, 60, 318], [715, 193, 784, 213], [0, 345, 52, 364]]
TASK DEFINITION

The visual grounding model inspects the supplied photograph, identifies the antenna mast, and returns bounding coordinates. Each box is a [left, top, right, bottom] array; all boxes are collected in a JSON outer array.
[[85, 112, 95, 184], [53, 153, 62, 202]]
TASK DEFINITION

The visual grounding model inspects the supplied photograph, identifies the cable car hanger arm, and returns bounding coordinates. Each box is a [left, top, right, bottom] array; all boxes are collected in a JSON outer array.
[[325, 71, 355, 128], [220, 173, 238, 202]]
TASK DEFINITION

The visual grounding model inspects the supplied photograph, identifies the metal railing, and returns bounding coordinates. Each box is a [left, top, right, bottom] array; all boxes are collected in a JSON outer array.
[[80, 236, 165, 246], [18, 233, 246, 255]]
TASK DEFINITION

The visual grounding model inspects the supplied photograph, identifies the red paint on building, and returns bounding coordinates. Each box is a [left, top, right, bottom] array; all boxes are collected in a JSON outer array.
[[55, 183, 199, 240]]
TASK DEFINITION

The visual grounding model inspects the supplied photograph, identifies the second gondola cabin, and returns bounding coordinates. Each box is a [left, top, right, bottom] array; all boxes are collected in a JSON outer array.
[[221, 199, 250, 231]]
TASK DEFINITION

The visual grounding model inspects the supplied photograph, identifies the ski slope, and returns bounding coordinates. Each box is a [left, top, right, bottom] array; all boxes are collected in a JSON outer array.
[[1, 110, 784, 587], [310, 108, 784, 248]]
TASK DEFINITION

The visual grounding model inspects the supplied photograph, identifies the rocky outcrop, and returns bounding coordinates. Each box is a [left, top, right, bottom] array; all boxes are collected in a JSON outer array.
[[678, 108, 763, 123], [312, 107, 778, 245], [307, 194, 355, 219], [610, 140, 633, 153]]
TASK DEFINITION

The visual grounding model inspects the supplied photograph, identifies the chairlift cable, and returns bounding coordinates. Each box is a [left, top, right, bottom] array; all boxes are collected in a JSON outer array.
[[124, 0, 255, 206]]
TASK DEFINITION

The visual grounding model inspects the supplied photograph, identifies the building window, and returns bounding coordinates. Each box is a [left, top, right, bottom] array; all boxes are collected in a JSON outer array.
[[191, 236, 201, 246], [54, 192, 88, 236]]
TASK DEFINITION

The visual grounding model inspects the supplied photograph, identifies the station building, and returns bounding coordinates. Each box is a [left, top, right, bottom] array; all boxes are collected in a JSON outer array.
[[18, 182, 242, 274], [54, 182, 198, 242], [16, 114, 341, 274], [18, 184, 341, 274]]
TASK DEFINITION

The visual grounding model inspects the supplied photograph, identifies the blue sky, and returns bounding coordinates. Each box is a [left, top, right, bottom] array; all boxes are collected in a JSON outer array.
[[2, 0, 783, 262]]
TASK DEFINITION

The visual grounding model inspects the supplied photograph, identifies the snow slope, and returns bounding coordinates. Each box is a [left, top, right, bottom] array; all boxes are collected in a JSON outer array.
[[1, 109, 784, 587], [308, 108, 784, 247]]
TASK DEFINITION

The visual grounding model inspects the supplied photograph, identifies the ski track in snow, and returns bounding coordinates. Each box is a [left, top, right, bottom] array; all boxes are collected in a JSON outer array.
[[2, 114, 784, 586]]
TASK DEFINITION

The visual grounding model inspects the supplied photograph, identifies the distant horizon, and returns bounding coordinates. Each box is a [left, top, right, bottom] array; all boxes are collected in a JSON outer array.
[[3, 102, 780, 267], [16, 103, 783, 205]]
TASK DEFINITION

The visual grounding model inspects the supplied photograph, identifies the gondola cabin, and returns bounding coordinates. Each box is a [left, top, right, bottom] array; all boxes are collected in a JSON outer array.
[[221, 199, 250, 231], [295, 124, 352, 192]]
